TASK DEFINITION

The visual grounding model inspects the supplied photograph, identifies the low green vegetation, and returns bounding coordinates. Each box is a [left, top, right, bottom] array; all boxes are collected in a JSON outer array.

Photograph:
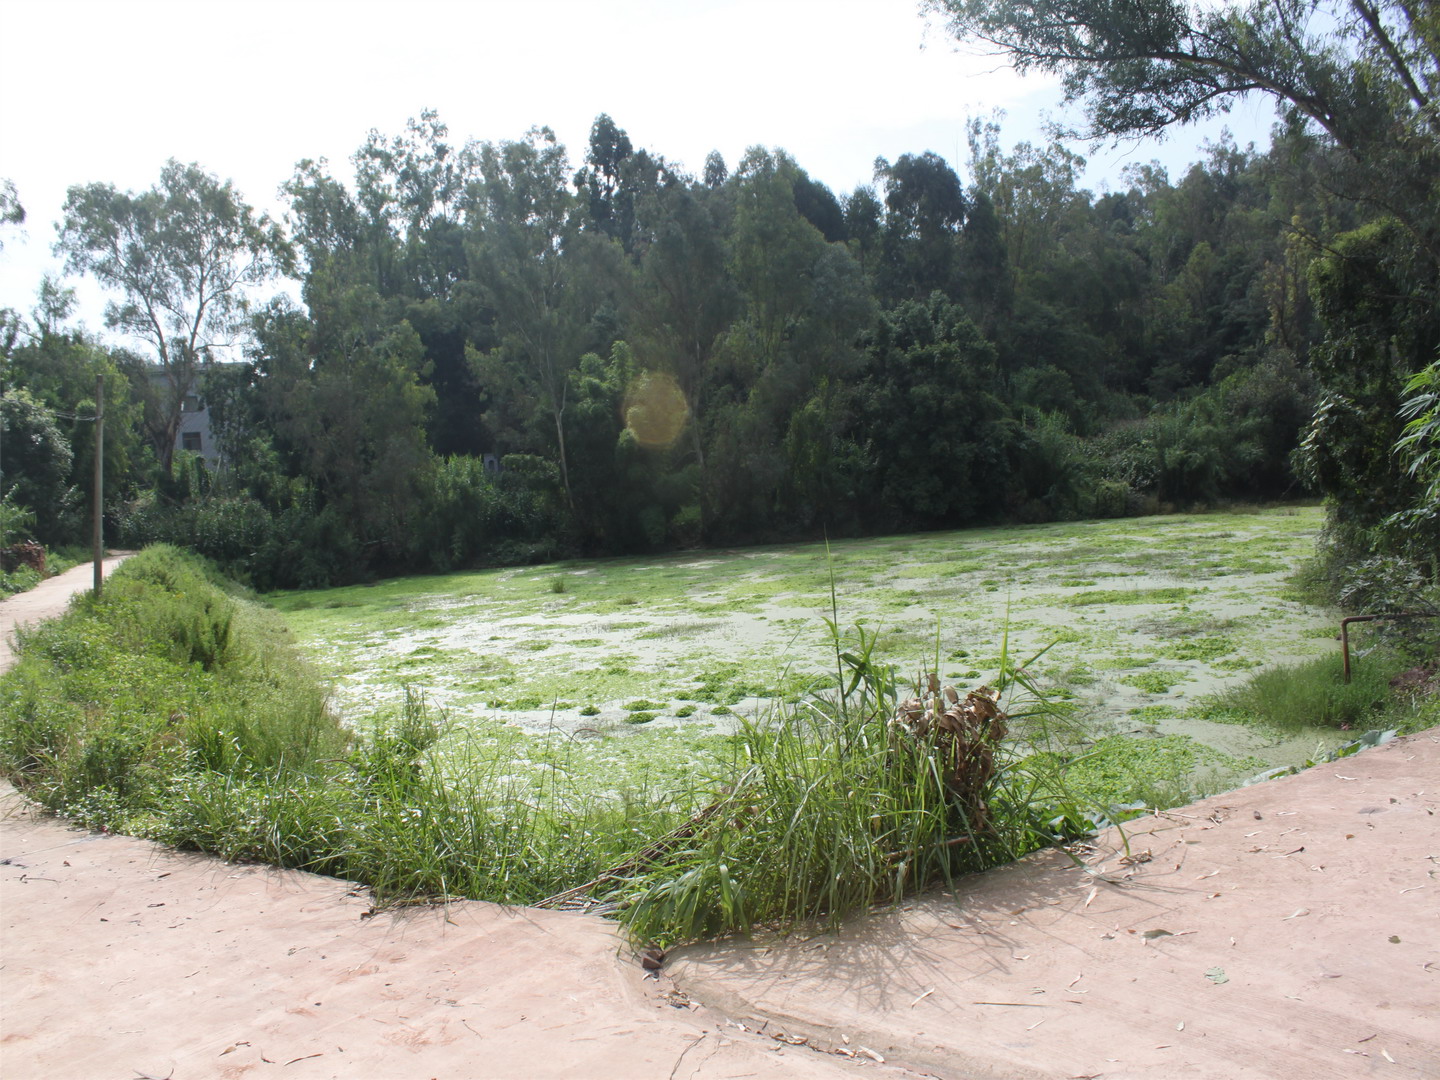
[[1064, 587, 1201, 607], [0, 564, 43, 599], [0, 545, 1121, 943], [1197, 650, 1438, 736], [1047, 735, 1268, 815], [273, 509, 1340, 763], [1120, 670, 1190, 694], [0, 537, 86, 600]]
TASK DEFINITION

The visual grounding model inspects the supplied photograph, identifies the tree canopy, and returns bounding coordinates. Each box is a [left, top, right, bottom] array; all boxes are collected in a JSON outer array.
[[55, 161, 292, 469], [6, 6, 1435, 602]]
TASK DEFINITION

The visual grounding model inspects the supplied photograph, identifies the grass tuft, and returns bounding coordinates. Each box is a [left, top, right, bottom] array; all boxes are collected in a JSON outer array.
[[1213, 653, 1408, 731], [605, 615, 1093, 947]]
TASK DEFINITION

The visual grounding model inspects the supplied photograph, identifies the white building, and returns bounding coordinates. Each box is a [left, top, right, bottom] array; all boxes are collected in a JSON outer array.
[[147, 367, 222, 468]]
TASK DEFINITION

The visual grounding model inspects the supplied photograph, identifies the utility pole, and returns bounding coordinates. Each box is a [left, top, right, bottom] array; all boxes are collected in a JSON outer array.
[[93, 374, 104, 598]]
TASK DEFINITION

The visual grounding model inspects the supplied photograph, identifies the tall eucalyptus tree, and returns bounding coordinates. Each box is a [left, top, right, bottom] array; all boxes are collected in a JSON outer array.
[[56, 161, 291, 471]]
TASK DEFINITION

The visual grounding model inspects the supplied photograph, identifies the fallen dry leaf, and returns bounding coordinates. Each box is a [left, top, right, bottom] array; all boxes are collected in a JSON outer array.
[[973, 1001, 1047, 1007]]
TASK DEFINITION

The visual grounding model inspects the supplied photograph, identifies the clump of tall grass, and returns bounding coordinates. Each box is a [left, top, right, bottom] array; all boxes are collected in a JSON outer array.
[[1, 545, 347, 820], [603, 622, 1089, 947], [1216, 653, 1403, 731]]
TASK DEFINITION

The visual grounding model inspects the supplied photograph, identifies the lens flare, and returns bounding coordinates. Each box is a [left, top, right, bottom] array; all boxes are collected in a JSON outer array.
[[623, 371, 689, 449]]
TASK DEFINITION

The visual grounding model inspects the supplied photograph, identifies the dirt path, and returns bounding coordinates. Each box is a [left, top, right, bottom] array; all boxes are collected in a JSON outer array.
[[2, 562, 1437, 1079]]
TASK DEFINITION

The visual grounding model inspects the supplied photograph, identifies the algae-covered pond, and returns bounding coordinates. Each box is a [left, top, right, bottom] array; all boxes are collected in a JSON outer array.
[[270, 507, 1347, 791]]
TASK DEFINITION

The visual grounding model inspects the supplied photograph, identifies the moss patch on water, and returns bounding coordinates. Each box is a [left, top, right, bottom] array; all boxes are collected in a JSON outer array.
[[1158, 637, 1237, 662], [1057, 734, 1268, 810], [1063, 587, 1203, 607], [1120, 670, 1191, 694]]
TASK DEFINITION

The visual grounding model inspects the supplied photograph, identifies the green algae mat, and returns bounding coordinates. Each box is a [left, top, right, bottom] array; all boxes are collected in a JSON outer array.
[[270, 507, 1342, 790]]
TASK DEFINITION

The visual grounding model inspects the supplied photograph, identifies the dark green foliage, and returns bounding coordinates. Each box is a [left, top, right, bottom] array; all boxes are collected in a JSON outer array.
[[874, 152, 967, 301], [12, 66, 1428, 591], [1304, 220, 1440, 569], [2, 282, 144, 548], [792, 173, 847, 243], [854, 295, 1013, 526], [0, 389, 75, 542]]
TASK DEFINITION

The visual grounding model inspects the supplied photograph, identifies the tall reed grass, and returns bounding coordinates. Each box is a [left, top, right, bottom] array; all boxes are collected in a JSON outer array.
[[606, 620, 1088, 945]]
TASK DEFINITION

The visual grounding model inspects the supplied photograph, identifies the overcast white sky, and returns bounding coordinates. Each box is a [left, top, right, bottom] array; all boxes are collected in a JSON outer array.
[[0, 0, 1276, 338]]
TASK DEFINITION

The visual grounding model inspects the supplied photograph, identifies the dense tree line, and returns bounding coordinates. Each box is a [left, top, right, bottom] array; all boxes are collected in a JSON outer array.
[[2, 1, 1435, 598]]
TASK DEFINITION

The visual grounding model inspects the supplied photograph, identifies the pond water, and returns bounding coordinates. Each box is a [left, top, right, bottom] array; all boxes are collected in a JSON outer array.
[[272, 506, 1341, 780]]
